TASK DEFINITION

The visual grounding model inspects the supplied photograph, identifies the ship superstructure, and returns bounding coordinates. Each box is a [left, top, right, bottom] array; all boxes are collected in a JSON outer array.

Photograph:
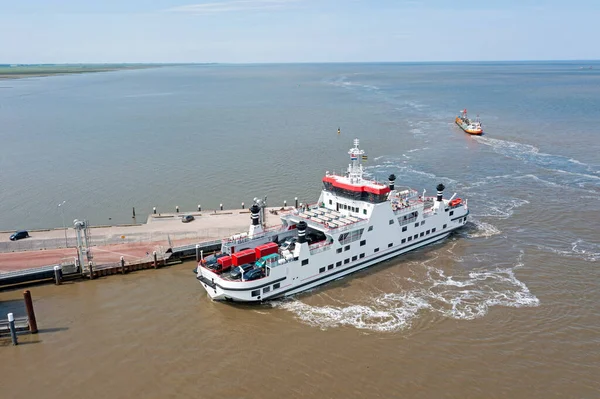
[[197, 139, 469, 302]]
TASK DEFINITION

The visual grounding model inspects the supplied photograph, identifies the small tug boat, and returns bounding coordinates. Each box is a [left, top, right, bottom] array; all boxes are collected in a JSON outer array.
[[196, 138, 470, 302], [455, 109, 483, 135]]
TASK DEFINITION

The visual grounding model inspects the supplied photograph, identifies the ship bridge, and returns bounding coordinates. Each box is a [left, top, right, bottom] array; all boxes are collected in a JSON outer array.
[[321, 138, 390, 204]]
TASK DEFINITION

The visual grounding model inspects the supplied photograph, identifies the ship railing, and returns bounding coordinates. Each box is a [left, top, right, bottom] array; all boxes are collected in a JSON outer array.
[[309, 241, 333, 255], [392, 201, 423, 216], [222, 225, 286, 244]]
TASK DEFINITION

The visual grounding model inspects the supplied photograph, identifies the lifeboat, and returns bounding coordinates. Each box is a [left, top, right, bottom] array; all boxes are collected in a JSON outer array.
[[449, 198, 462, 207]]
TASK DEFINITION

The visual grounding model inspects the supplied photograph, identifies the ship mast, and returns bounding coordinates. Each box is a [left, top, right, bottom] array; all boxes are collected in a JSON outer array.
[[347, 138, 364, 184]]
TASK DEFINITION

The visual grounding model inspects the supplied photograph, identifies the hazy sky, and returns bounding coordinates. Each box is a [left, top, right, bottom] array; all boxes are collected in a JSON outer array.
[[1, 0, 598, 63]]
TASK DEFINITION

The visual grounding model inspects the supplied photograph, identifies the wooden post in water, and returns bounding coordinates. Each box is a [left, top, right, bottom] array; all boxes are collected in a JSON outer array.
[[153, 251, 158, 269], [242, 202, 244, 209], [153, 207, 156, 214], [295, 197, 298, 208], [8, 313, 18, 345], [198, 204, 201, 212], [53, 265, 62, 285], [284, 200, 287, 208], [120, 256, 125, 274], [220, 203, 223, 210], [23, 290, 38, 334], [88, 261, 94, 280], [196, 245, 201, 262]]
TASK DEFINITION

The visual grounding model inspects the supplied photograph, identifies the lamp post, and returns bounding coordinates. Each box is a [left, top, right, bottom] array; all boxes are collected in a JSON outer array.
[[58, 201, 67, 247]]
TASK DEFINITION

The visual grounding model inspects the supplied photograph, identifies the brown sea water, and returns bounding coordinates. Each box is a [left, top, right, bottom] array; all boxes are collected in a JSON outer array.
[[1, 62, 600, 397]]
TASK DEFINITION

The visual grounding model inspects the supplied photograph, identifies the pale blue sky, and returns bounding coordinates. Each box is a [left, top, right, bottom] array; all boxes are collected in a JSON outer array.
[[1, 0, 598, 63]]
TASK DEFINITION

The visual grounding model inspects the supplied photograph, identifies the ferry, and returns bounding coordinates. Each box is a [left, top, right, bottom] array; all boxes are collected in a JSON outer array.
[[455, 109, 483, 135], [196, 139, 470, 302]]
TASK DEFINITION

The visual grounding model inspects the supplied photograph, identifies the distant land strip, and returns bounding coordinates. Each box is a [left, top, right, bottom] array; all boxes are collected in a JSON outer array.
[[0, 63, 210, 79]]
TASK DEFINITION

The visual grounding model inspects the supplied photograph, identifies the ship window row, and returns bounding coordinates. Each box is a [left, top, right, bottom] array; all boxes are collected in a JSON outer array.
[[324, 182, 387, 203], [339, 228, 364, 245], [336, 202, 370, 214], [401, 227, 441, 245], [398, 211, 419, 226], [252, 282, 281, 297], [302, 259, 309, 266]]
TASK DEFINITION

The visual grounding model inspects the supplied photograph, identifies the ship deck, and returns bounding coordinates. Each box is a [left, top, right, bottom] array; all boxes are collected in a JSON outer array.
[[282, 207, 368, 232]]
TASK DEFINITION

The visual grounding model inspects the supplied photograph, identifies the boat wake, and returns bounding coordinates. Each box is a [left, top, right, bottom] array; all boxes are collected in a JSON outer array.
[[473, 136, 600, 191], [273, 252, 538, 332]]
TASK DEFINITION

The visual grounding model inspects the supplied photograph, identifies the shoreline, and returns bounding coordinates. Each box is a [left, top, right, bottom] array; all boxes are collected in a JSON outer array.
[[0, 64, 176, 80]]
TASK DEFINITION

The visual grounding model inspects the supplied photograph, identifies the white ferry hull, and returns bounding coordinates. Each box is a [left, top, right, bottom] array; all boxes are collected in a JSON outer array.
[[198, 221, 464, 303]]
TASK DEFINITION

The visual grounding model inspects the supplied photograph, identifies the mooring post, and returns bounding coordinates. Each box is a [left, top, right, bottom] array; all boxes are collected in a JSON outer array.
[[284, 200, 287, 208], [295, 197, 298, 208], [132, 207, 136, 219], [120, 256, 125, 274], [153, 207, 156, 214], [200, 250, 204, 262], [176, 206, 179, 213], [198, 204, 201, 212], [23, 290, 38, 334], [242, 202, 244, 209], [196, 245, 201, 262], [153, 251, 158, 269], [8, 313, 18, 345], [220, 203, 223, 211], [53, 265, 62, 285], [88, 261, 94, 280]]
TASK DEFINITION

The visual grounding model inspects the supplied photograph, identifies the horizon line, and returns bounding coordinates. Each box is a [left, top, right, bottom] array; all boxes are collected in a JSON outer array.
[[1, 59, 600, 66]]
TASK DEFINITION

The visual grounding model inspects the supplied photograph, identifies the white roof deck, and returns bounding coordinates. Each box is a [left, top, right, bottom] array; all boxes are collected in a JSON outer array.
[[282, 207, 368, 232]]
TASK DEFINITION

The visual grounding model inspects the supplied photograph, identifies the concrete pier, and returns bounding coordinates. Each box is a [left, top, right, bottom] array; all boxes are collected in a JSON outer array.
[[0, 207, 287, 274]]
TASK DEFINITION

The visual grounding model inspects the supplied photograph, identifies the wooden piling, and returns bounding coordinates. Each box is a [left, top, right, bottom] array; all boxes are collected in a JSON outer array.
[[23, 290, 38, 334], [295, 197, 298, 208], [120, 256, 126, 274], [153, 251, 158, 269], [196, 245, 201, 262], [8, 313, 18, 345]]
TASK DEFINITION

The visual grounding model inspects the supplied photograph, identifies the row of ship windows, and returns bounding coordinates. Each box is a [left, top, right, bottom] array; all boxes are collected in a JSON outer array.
[[329, 199, 369, 215], [319, 253, 367, 273], [331, 223, 452, 259], [251, 282, 281, 297]]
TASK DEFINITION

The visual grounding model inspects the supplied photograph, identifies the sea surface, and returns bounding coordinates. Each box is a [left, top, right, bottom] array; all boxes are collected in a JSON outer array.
[[1, 62, 600, 398]]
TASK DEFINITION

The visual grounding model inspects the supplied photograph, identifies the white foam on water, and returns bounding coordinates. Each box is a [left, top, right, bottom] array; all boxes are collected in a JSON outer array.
[[326, 75, 380, 91], [273, 252, 538, 332], [532, 239, 600, 262], [407, 147, 430, 153], [463, 219, 502, 238]]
